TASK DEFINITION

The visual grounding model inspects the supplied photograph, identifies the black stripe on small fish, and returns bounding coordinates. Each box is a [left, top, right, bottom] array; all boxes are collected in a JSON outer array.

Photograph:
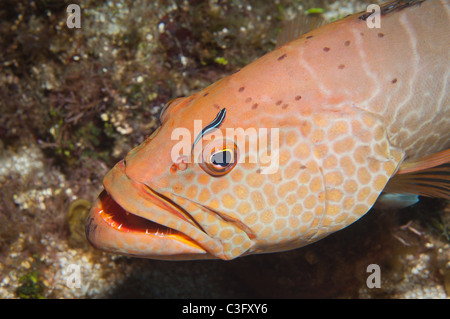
[[192, 108, 226, 152]]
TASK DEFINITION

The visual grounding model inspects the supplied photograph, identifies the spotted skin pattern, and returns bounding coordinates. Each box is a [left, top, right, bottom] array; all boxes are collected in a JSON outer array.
[[154, 105, 405, 259], [86, 1, 449, 260]]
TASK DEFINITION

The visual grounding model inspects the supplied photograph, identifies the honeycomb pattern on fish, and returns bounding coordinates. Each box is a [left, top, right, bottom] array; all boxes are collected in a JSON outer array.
[[159, 104, 404, 259]]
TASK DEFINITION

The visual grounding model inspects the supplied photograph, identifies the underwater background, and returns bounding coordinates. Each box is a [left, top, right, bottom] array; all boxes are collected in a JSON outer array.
[[0, 0, 449, 298]]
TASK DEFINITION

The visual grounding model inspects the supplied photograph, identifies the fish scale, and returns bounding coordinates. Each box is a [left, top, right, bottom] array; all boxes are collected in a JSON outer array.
[[157, 105, 404, 259], [86, 0, 450, 260]]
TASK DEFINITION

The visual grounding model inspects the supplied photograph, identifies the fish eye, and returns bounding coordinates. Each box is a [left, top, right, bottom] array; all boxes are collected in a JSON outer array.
[[199, 141, 238, 177], [210, 150, 232, 167]]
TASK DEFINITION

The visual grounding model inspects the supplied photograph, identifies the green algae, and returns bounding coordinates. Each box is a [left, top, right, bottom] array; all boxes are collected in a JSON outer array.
[[16, 270, 45, 299]]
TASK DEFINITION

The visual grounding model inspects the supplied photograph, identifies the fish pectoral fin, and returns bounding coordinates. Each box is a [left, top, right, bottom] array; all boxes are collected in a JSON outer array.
[[384, 149, 450, 200], [372, 193, 419, 210], [395, 149, 450, 174]]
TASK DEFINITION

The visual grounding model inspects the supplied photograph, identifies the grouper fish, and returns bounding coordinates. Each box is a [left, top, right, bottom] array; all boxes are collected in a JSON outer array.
[[86, 0, 450, 260]]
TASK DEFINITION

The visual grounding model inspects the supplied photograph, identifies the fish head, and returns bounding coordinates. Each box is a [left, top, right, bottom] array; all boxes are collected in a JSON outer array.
[[85, 87, 257, 260], [86, 86, 286, 260]]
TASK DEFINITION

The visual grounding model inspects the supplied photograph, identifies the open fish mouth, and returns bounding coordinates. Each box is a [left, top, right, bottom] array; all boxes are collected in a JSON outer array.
[[93, 190, 182, 237], [85, 161, 213, 260]]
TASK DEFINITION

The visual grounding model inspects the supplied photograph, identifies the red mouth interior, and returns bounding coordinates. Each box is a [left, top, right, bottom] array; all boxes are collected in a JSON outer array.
[[98, 190, 172, 234]]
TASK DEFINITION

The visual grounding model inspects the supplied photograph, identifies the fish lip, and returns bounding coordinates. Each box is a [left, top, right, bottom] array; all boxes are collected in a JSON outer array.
[[85, 189, 210, 259], [93, 189, 174, 234], [85, 160, 214, 259]]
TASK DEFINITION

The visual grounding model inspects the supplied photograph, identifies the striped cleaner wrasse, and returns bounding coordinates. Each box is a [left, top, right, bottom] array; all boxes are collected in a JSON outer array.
[[86, 0, 450, 260]]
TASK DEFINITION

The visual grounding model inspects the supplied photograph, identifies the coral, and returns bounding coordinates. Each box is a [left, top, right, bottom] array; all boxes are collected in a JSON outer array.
[[67, 199, 91, 248]]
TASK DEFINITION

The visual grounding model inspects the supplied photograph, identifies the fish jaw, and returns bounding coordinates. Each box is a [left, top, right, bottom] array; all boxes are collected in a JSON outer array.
[[85, 191, 209, 259], [85, 160, 222, 260]]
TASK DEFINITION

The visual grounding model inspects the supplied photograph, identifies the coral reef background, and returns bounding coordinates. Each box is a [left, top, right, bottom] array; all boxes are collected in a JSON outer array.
[[0, 0, 448, 298]]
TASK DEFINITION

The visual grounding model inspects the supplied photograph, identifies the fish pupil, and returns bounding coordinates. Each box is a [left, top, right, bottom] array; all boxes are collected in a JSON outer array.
[[211, 150, 232, 167]]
